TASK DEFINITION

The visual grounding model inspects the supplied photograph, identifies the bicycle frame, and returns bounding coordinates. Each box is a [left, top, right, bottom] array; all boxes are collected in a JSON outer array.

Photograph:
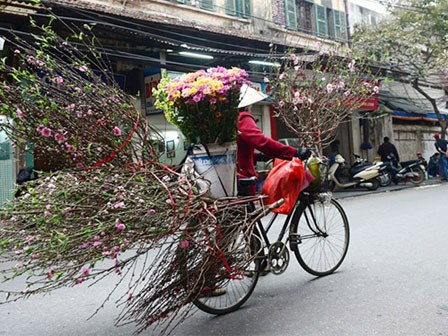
[[251, 191, 322, 251]]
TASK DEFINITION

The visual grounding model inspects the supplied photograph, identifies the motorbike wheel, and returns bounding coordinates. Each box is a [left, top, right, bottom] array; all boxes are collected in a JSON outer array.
[[366, 178, 379, 191], [409, 166, 424, 185], [377, 171, 392, 187]]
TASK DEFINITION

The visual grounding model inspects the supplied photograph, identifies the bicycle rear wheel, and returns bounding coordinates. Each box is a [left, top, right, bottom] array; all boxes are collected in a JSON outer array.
[[193, 227, 262, 315], [289, 194, 349, 276]]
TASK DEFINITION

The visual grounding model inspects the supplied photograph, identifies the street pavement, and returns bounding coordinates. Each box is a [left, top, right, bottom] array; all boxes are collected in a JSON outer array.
[[332, 176, 444, 199], [1, 176, 448, 336]]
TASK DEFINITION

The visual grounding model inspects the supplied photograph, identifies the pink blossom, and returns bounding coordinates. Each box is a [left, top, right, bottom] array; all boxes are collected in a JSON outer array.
[[113, 127, 122, 136], [47, 268, 55, 279], [147, 209, 156, 215], [348, 60, 356, 72], [46, 204, 51, 210], [179, 240, 189, 249], [78, 242, 89, 249], [115, 218, 126, 231], [128, 292, 133, 301], [93, 241, 102, 247], [16, 108, 23, 119], [65, 143, 76, 152], [76, 163, 84, 169], [278, 101, 285, 108], [78, 65, 88, 72], [69, 103, 76, 110], [44, 211, 51, 217], [41, 127, 52, 137], [31, 253, 40, 259], [75, 278, 84, 284], [326, 84, 334, 94], [82, 268, 90, 276], [54, 133, 66, 143], [373, 86, 380, 94], [54, 76, 64, 84], [114, 201, 125, 209]]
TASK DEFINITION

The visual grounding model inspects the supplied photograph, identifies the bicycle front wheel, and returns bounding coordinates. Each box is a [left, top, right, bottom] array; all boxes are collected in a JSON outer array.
[[193, 227, 262, 315], [289, 195, 350, 276]]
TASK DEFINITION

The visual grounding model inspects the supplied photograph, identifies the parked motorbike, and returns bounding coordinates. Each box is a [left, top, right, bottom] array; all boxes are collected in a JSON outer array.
[[327, 154, 381, 191], [377, 156, 426, 187]]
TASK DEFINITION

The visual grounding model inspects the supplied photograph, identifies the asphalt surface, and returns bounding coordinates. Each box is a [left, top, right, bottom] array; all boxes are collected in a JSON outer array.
[[332, 176, 444, 199]]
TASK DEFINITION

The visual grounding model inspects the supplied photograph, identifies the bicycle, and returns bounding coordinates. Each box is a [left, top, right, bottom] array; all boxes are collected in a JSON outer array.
[[193, 161, 350, 315]]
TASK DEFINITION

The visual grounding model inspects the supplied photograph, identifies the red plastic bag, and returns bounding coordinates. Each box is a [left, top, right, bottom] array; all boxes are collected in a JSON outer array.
[[261, 158, 307, 214]]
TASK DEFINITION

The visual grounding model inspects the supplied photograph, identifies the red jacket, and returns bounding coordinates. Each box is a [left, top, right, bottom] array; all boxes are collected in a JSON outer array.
[[237, 111, 296, 179]]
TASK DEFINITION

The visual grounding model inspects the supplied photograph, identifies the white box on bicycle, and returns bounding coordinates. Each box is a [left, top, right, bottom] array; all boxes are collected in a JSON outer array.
[[190, 143, 237, 198]]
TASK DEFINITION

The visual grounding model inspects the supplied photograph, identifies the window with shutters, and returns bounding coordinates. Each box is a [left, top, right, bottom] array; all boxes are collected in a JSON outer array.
[[199, 0, 214, 11], [170, 0, 215, 11], [226, 0, 251, 18], [296, 0, 313, 34], [285, 0, 297, 29], [333, 10, 347, 42], [284, 1, 346, 42], [314, 4, 328, 38]]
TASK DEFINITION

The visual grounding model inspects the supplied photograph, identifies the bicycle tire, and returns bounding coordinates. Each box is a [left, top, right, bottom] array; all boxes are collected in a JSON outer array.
[[289, 195, 350, 276], [409, 166, 424, 185], [193, 226, 262, 315]]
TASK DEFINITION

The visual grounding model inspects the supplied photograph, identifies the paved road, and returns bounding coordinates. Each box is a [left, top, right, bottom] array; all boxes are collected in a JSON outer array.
[[1, 181, 448, 336], [333, 176, 443, 199]]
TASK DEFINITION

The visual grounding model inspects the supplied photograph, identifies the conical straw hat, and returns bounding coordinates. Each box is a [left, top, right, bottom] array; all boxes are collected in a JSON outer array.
[[238, 84, 268, 109]]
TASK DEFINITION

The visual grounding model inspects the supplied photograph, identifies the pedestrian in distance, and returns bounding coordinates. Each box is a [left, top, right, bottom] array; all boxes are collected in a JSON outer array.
[[377, 136, 400, 167], [427, 152, 440, 178], [236, 84, 311, 196], [433, 133, 448, 181]]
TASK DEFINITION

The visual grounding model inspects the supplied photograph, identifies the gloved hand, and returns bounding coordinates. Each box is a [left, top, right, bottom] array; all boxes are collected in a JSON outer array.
[[295, 147, 312, 161]]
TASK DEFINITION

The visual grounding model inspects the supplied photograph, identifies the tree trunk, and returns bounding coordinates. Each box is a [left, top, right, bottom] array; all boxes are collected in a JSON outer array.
[[412, 79, 447, 139]]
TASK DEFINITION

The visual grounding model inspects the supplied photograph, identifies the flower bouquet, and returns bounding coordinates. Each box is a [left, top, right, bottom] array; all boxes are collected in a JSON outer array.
[[154, 66, 250, 145]]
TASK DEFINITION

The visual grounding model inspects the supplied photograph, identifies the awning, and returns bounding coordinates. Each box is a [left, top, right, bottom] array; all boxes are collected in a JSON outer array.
[[392, 110, 446, 122]]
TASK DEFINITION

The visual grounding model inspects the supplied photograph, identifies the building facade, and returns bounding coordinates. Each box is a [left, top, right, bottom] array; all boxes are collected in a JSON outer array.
[[2, 0, 381, 202]]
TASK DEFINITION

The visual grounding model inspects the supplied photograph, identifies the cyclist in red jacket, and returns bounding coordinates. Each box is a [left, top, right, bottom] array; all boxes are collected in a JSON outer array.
[[237, 85, 310, 195]]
